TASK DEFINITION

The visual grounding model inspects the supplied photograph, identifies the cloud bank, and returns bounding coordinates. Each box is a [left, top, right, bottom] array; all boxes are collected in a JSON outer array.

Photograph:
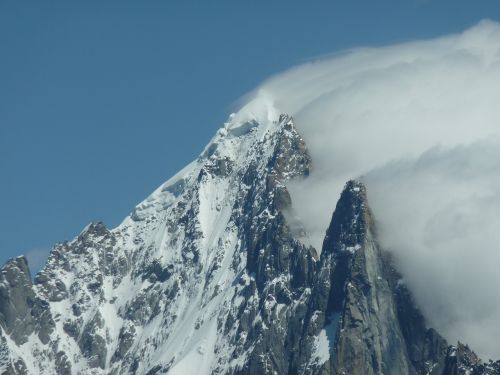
[[236, 20, 500, 359]]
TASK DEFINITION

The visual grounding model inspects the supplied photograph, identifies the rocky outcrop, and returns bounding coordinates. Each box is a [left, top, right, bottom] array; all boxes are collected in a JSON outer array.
[[294, 181, 499, 375], [0, 257, 35, 345], [305, 181, 448, 375]]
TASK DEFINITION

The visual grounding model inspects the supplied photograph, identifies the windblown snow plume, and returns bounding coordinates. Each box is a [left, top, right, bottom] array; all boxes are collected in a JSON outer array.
[[236, 19, 500, 359]]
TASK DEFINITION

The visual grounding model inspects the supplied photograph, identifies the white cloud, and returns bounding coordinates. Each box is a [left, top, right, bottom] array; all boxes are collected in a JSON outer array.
[[235, 19, 500, 359], [364, 140, 500, 359]]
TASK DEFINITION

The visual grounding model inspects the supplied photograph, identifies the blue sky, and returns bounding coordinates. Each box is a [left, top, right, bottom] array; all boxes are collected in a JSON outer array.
[[1, 0, 500, 272]]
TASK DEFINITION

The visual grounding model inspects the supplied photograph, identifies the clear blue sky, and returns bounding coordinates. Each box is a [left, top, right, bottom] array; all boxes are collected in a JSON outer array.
[[1, 0, 499, 271]]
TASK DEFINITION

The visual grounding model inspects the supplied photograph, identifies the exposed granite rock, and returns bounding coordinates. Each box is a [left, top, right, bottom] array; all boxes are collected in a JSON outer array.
[[78, 311, 107, 369], [295, 181, 499, 375], [0, 257, 36, 345]]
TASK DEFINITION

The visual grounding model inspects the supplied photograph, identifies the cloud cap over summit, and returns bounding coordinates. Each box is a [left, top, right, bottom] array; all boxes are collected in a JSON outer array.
[[235, 19, 500, 359]]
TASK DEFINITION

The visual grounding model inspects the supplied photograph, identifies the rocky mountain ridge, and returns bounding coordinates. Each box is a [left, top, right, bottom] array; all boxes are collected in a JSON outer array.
[[1, 114, 499, 374]]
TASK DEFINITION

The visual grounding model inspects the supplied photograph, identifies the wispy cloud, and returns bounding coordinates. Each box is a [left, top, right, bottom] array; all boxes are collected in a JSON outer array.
[[24, 247, 50, 275]]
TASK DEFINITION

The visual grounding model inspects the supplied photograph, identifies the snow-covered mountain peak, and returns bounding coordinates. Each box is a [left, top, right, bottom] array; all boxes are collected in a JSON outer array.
[[2, 112, 499, 374], [1, 113, 316, 374], [125, 111, 303, 228]]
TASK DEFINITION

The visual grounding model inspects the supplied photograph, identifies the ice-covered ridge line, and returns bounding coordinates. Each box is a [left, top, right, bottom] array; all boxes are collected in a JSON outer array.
[[118, 99, 282, 232]]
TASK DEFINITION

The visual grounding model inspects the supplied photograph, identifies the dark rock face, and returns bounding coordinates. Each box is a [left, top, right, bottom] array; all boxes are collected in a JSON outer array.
[[297, 181, 499, 375], [0, 115, 498, 374], [0, 257, 35, 345], [304, 182, 444, 375]]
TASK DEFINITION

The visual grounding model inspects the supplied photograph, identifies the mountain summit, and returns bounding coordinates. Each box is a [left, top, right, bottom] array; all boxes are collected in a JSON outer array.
[[1, 115, 498, 374]]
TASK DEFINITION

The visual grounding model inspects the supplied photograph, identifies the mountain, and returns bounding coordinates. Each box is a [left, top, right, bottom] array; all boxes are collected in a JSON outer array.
[[1, 114, 499, 375]]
